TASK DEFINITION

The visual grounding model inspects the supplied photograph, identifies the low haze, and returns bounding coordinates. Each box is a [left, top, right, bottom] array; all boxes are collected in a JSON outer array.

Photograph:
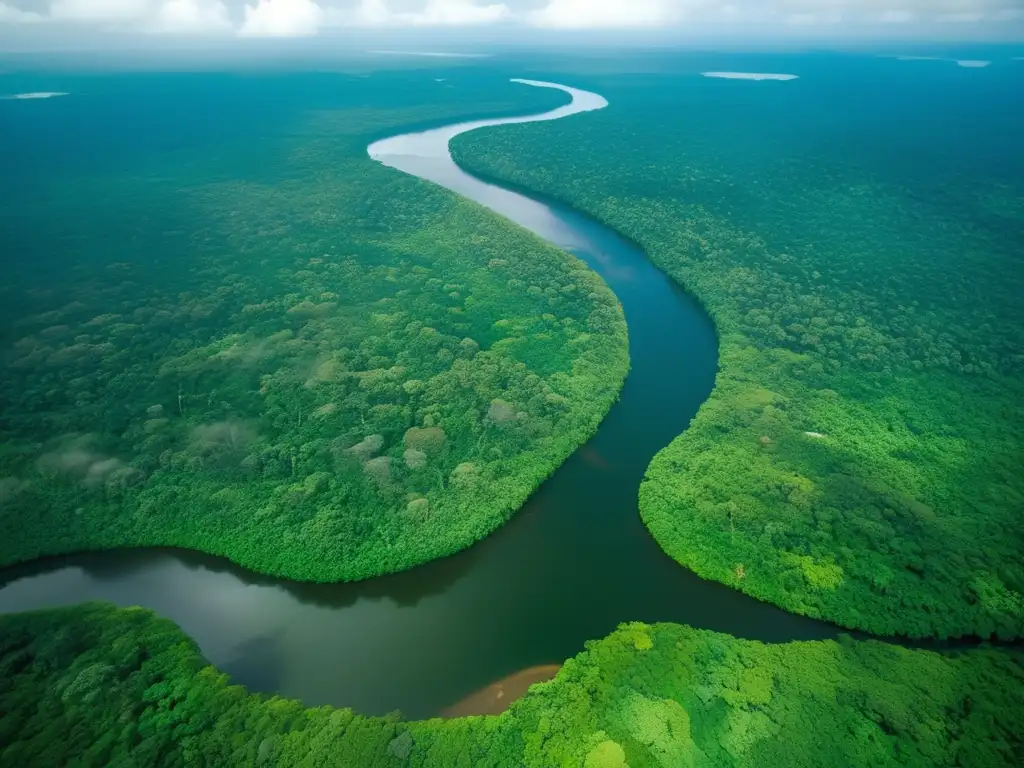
[[0, 0, 1022, 50]]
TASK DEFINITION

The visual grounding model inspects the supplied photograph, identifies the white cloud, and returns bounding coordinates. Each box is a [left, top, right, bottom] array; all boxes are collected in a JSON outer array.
[[344, 0, 387, 24], [153, 0, 232, 32], [0, 0, 1021, 39], [877, 9, 914, 22], [527, 0, 686, 28], [0, 1, 44, 22], [787, 11, 843, 24], [40, 0, 231, 31], [938, 11, 985, 21], [343, 0, 510, 27], [414, 0, 510, 25], [775, 0, 1023, 23], [50, 0, 152, 21], [239, 0, 324, 36], [523, 0, 1024, 28]]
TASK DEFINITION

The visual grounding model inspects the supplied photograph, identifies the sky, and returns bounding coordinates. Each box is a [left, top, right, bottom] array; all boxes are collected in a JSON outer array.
[[0, 0, 1022, 48]]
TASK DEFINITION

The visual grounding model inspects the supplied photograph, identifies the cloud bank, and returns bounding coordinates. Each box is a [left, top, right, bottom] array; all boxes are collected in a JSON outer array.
[[527, 0, 683, 29], [0, 0, 1021, 38], [0, 2, 44, 22], [156, 0, 232, 33], [341, 0, 510, 27], [239, 0, 323, 36], [12, 0, 233, 33]]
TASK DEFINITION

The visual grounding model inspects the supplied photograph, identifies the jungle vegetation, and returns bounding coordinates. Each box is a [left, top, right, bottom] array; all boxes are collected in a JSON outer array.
[[0, 72, 628, 581], [2, 603, 1021, 767], [451, 62, 1024, 639], [3, 58, 1022, 768]]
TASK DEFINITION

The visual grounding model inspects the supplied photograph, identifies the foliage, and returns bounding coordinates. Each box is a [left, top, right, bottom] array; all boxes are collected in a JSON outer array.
[[3, 605, 1022, 767], [0, 72, 628, 581], [451, 63, 1024, 638]]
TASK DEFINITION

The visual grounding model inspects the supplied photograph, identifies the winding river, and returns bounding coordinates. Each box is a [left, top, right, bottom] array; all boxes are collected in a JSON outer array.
[[0, 80, 840, 720]]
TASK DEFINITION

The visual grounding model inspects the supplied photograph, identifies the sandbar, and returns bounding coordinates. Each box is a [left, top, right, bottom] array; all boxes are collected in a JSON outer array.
[[3, 92, 69, 100], [440, 664, 561, 717], [702, 72, 798, 81], [893, 56, 993, 69]]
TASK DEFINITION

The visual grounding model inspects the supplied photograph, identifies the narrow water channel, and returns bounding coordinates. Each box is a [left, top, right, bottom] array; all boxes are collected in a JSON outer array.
[[0, 80, 840, 720]]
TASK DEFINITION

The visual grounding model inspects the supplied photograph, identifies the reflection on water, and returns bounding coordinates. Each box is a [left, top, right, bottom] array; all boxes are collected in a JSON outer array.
[[220, 630, 289, 696], [0, 541, 476, 612], [0, 79, 841, 720], [579, 446, 611, 470], [369, 79, 607, 252]]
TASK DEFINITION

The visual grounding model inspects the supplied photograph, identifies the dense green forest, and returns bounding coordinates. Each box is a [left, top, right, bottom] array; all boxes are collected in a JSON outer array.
[[0, 73, 627, 581], [4, 61, 1023, 768], [2, 603, 1021, 767], [452, 65, 1024, 639]]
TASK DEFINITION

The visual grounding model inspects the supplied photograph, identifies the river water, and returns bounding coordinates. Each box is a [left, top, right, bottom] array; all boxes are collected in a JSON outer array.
[[0, 80, 839, 719]]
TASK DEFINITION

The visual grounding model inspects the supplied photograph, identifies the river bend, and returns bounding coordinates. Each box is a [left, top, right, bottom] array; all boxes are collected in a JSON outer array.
[[0, 80, 839, 719]]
